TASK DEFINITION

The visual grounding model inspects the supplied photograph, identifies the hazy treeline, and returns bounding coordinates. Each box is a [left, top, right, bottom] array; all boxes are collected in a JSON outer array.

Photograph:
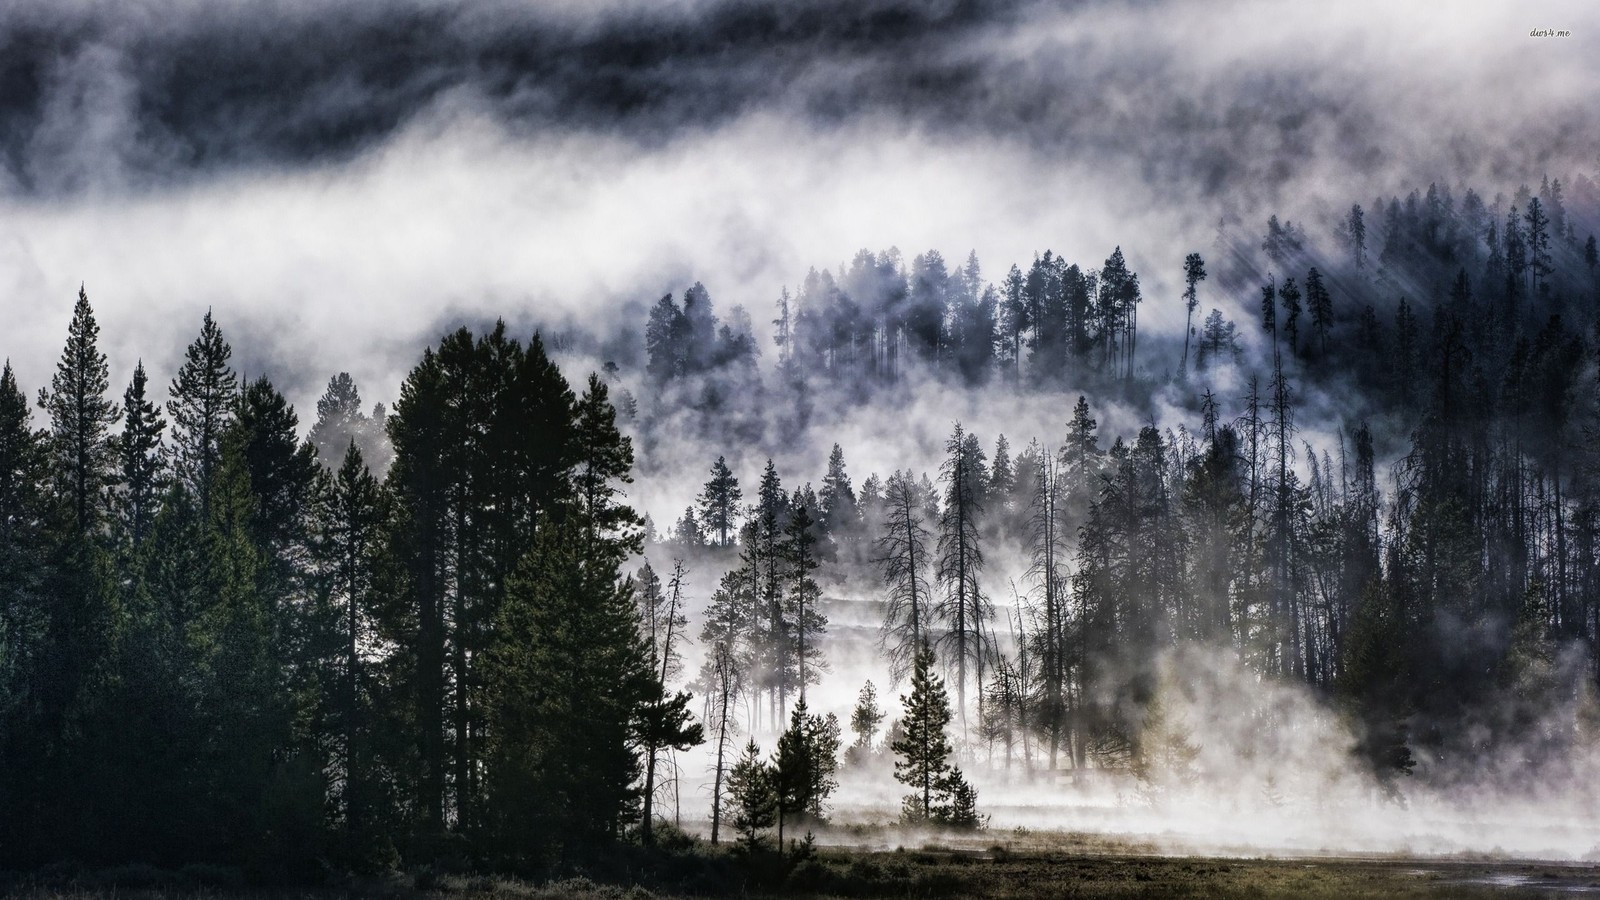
[[641, 172, 1600, 802]]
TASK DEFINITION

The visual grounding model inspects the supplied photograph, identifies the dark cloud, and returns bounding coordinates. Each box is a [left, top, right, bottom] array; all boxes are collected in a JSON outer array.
[[3, 0, 1593, 203]]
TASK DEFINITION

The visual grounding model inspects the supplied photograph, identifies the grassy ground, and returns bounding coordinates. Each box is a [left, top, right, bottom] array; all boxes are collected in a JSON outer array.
[[6, 844, 1600, 898]]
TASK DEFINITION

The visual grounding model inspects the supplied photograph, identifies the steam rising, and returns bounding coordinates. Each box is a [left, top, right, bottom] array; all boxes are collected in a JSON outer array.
[[6, 0, 1600, 862]]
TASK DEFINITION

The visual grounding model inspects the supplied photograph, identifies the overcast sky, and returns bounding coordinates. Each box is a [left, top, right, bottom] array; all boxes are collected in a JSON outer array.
[[2, 0, 1595, 419]]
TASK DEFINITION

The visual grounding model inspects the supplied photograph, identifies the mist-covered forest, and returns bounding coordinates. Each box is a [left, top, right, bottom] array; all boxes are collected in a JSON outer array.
[[6, 162, 1600, 879], [4, 0, 1600, 893]]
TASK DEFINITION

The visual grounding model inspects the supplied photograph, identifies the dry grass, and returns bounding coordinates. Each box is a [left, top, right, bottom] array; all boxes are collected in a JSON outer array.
[[6, 848, 1598, 899]]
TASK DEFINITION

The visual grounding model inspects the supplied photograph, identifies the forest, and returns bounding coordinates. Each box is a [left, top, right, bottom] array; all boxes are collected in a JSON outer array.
[[4, 169, 1600, 883]]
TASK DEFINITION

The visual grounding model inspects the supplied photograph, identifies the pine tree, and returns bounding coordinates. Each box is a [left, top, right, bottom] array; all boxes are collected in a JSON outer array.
[[0, 363, 49, 848], [39, 285, 120, 535], [1525, 197, 1551, 296], [893, 643, 959, 824], [1179, 253, 1207, 376], [727, 739, 776, 852], [772, 698, 840, 841], [936, 423, 990, 731], [1346, 204, 1367, 270], [234, 376, 319, 569], [1260, 277, 1277, 337], [167, 310, 237, 515], [1305, 268, 1332, 357], [1279, 277, 1302, 356], [645, 294, 685, 383], [190, 442, 299, 861], [573, 373, 643, 561], [312, 441, 385, 846], [698, 455, 742, 547], [1196, 309, 1241, 371], [116, 362, 166, 549], [1584, 235, 1598, 299], [309, 373, 389, 473], [850, 680, 885, 753], [783, 500, 826, 702], [878, 470, 933, 679], [635, 560, 703, 844], [700, 632, 743, 844], [483, 522, 654, 863], [817, 443, 858, 543]]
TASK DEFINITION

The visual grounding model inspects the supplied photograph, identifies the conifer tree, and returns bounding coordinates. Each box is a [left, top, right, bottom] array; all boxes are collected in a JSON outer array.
[[850, 680, 885, 752], [936, 423, 990, 730], [1180, 253, 1207, 376], [878, 470, 933, 679], [893, 643, 959, 824], [818, 443, 858, 543], [116, 362, 166, 549], [700, 633, 743, 844], [1525, 196, 1551, 296], [309, 373, 390, 473], [1584, 235, 1597, 300], [483, 522, 654, 862], [772, 697, 840, 842], [727, 739, 775, 851], [1305, 268, 1332, 357], [573, 373, 644, 561], [635, 560, 702, 844], [39, 285, 120, 535], [167, 310, 237, 515], [1260, 277, 1277, 337], [1346, 204, 1367, 270], [0, 363, 49, 836], [1279, 277, 1302, 356], [312, 441, 385, 846], [698, 455, 742, 547], [783, 500, 826, 701]]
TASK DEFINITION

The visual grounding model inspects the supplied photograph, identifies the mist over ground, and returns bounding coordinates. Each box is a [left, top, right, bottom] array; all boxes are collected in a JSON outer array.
[[5, 0, 1600, 868]]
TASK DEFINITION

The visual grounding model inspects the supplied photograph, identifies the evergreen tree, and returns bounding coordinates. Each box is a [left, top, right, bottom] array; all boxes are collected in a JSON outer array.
[[573, 374, 644, 561], [698, 455, 742, 547], [1305, 268, 1332, 357], [850, 680, 885, 752], [936, 423, 991, 731], [727, 739, 776, 852], [1279, 277, 1302, 356], [483, 522, 654, 864], [0, 362, 50, 859], [1180, 253, 1207, 376], [772, 698, 840, 841], [878, 470, 934, 679], [645, 294, 685, 383], [782, 500, 826, 701], [167, 310, 237, 515], [1196, 309, 1241, 371], [699, 629, 743, 844], [310, 441, 387, 857], [1346, 204, 1367, 270], [116, 362, 166, 549], [39, 285, 120, 535], [817, 443, 858, 543], [1584, 234, 1597, 299], [999, 264, 1029, 381], [1525, 197, 1551, 296], [893, 643, 970, 825], [309, 373, 390, 474]]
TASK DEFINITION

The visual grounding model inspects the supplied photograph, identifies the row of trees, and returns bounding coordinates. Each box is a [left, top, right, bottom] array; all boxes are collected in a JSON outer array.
[[667, 289, 1600, 794], [0, 292, 691, 873]]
